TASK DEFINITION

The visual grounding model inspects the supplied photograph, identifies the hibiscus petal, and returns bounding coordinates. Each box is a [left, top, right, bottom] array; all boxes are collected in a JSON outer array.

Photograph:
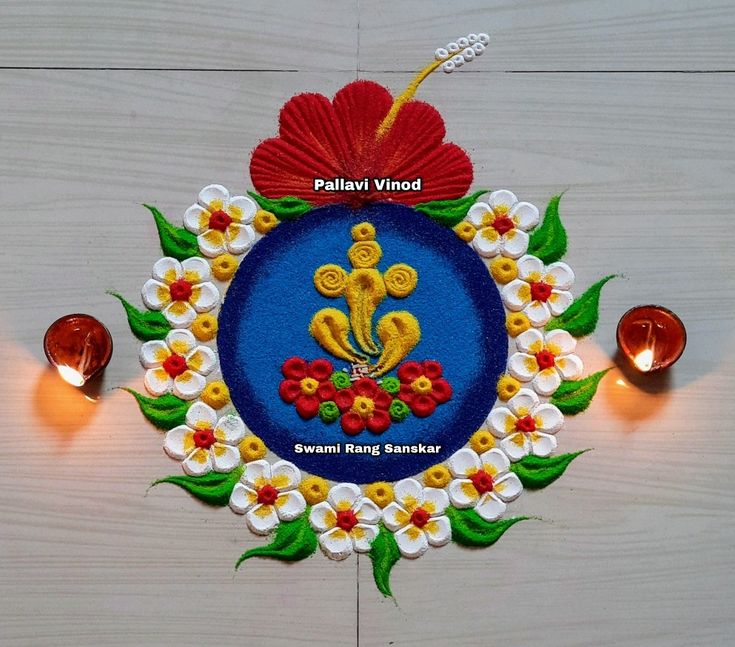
[[229, 483, 258, 514], [246, 504, 280, 535], [424, 515, 451, 547], [319, 527, 353, 560], [152, 257, 182, 284], [475, 492, 506, 521], [510, 201, 540, 231], [382, 503, 409, 531], [532, 368, 562, 396], [275, 490, 307, 521], [394, 526, 429, 558], [184, 204, 210, 234], [185, 401, 218, 430], [244, 459, 272, 488], [144, 367, 172, 396], [182, 448, 212, 476], [328, 483, 361, 512], [163, 425, 195, 460], [141, 279, 171, 310], [198, 184, 229, 210], [309, 501, 337, 532], [393, 478, 424, 511], [211, 443, 240, 473], [508, 352, 538, 382], [447, 447, 482, 477], [225, 223, 255, 255], [172, 371, 206, 400], [448, 478, 479, 508], [530, 432, 558, 457], [499, 229, 529, 259]]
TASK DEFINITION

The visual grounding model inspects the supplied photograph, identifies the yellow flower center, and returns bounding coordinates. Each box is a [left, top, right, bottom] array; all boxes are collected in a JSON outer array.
[[411, 375, 433, 395], [300, 377, 319, 395], [351, 396, 375, 418]]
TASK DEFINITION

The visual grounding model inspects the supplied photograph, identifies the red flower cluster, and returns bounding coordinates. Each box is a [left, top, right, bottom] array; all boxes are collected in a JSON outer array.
[[397, 360, 453, 417], [334, 377, 393, 436], [279, 357, 336, 419]]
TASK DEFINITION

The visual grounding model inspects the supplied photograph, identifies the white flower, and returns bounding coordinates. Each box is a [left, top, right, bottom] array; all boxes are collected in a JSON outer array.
[[382, 478, 450, 558], [501, 255, 574, 327], [142, 257, 220, 328], [447, 448, 523, 521], [488, 389, 564, 461], [508, 328, 583, 396], [464, 190, 539, 259], [309, 483, 381, 560], [229, 459, 307, 535], [164, 402, 245, 476], [184, 184, 256, 257], [139, 329, 217, 400]]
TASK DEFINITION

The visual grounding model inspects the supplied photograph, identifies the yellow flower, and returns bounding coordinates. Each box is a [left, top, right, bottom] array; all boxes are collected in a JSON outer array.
[[423, 464, 451, 488], [364, 482, 394, 508], [497, 374, 521, 401], [191, 313, 218, 341], [200, 380, 230, 409], [239, 434, 267, 462], [351, 222, 376, 241], [254, 209, 278, 234], [490, 257, 518, 284], [470, 429, 495, 454], [300, 476, 329, 505], [211, 253, 238, 281], [506, 312, 531, 337], [454, 221, 476, 242]]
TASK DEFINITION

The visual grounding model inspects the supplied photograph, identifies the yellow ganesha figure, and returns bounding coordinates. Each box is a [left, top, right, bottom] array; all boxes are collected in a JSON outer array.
[[309, 222, 421, 377]]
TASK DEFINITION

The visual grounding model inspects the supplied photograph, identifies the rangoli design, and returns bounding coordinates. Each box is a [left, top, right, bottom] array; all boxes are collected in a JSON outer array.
[[114, 33, 615, 596]]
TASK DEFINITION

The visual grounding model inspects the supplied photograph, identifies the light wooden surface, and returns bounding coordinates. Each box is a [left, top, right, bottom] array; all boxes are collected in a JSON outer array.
[[1, 2, 734, 646]]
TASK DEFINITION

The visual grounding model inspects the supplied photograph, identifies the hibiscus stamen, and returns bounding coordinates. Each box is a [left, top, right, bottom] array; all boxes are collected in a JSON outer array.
[[375, 32, 489, 140]]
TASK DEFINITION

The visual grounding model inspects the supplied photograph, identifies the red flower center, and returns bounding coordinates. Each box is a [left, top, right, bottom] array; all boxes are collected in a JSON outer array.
[[192, 428, 216, 450], [515, 414, 537, 433], [492, 215, 515, 235], [162, 353, 188, 378], [530, 281, 552, 302], [208, 209, 232, 232], [535, 350, 556, 370], [336, 509, 359, 532], [410, 508, 431, 529], [469, 470, 494, 495], [257, 484, 279, 506], [169, 278, 193, 302]]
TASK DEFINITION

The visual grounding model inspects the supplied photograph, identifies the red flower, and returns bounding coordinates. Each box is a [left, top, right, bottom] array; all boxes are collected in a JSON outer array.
[[334, 377, 393, 436], [397, 360, 452, 417], [250, 80, 473, 208], [279, 357, 336, 419]]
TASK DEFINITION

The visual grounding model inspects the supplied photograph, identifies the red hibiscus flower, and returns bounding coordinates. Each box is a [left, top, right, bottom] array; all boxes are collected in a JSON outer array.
[[397, 360, 452, 417], [334, 377, 393, 436], [279, 357, 336, 419], [250, 80, 473, 208]]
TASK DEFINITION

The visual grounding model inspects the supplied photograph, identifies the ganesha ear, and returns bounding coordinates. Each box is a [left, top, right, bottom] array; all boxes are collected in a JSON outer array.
[[310, 308, 367, 364], [372, 312, 421, 377]]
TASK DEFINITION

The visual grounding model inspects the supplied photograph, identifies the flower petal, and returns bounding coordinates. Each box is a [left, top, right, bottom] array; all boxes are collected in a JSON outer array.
[[246, 504, 280, 535], [480, 448, 510, 476], [228, 195, 257, 224], [328, 483, 362, 512], [530, 432, 558, 457], [545, 262, 574, 290], [466, 201, 490, 227], [166, 328, 197, 355], [475, 492, 506, 521], [141, 279, 171, 310], [488, 407, 516, 438], [181, 256, 212, 284], [271, 460, 302, 491], [507, 389, 540, 417], [184, 204, 210, 234], [515, 328, 544, 354], [229, 482, 258, 514], [139, 340, 169, 368], [319, 527, 353, 560], [144, 367, 172, 396], [394, 525, 429, 558], [197, 230, 226, 258], [182, 448, 212, 476], [275, 490, 307, 521], [352, 523, 378, 553], [534, 403, 564, 434], [516, 254, 544, 281], [244, 459, 272, 488], [548, 290, 573, 317], [545, 329, 576, 355], [472, 228, 501, 257], [422, 487, 449, 516], [309, 501, 337, 532], [532, 368, 561, 396], [163, 301, 197, 328], [185, 345, 217, 376], [555, 354, 583, 380], [424, 515, 451, 547], [487, 189, 517, 212], [447, 447, 482, 478], [190, 282, 220, 313], [508, 352, 538, 382], [493, 472, 523, 502], [382, 503, 410, 531], [225, 223, 255, 255], [393, 478, 424, 510], [172, 371, 206, 400], [163, 425, 195, 460], [211, 443, 241, 473], [509, 201, 540, 231], [501, 279, 530, 311], [354, 498, 382, 525], [524, 300, 551, 327], [448, 478, 479, 508], [198, 184, 229, 210], [152, 257, 182, 284], [500, 434, 530, 461], [185, 401, 218, 429], [499, 229, 529, 259], [213, 413, 246, 444]]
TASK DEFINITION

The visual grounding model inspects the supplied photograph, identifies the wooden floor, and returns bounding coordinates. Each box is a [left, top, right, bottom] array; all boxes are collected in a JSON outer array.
[[1, 2, 734, 645]]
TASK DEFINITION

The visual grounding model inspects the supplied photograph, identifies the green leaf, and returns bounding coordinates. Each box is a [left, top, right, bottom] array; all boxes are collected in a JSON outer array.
[[247, 192, 312, 221], [236, 509, 317, 567], [446, 507, 529, 547], [509, 451, 589, 489], [546, 275, 617, 337], [414, 189, 490, 227], [368, 524, 401, 597], [144, 204, 200, 260], [108, 292, 170, 341], [151, 466, 243, 506], [527, 194, 567, 263], [551, 368, 611, 415], [121, 388, 190, 430]]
